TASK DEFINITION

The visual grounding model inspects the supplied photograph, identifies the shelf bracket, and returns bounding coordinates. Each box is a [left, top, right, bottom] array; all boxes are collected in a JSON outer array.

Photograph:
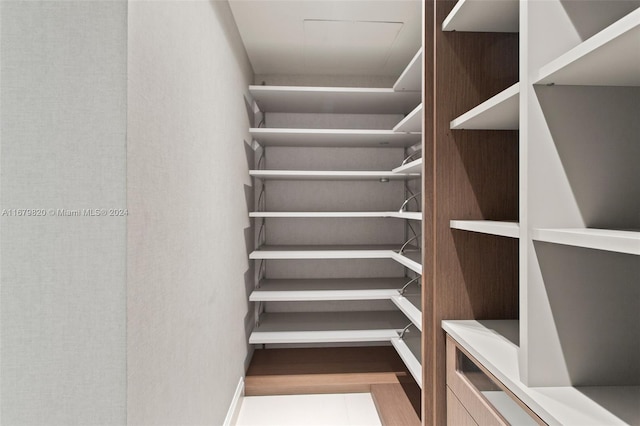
[[257, 149, 266, 170], [399, 192, 422, 212], [400, 150, 421, 166], [399, 234, 421, 254], [257, 259, 266, 285], [399, 322, 415, 339], [398, 276, 421, 295], [257, 184, 266, 212], [254, 302, 263, 328], [257, 218, 266, 246]]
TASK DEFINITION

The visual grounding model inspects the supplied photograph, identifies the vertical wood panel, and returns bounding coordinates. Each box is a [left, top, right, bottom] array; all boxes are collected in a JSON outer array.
[[421, 0, 435, 423], [424, 1, 520, 424]]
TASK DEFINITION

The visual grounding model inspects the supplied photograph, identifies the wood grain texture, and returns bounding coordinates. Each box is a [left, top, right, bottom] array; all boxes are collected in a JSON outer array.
[[372, 383, 422, 426], [246, 347, 421, 418], [423, 0, 520, 424], [447, 387, 478, 426], [446, 337, 508, 426], [246, 346, 408, 376], [245, 372, 400, 396], [421, 0, 436, 423], [447, 337, 546, 425]]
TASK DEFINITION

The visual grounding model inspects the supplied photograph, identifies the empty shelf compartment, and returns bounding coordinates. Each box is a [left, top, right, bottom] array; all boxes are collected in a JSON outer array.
[[250, 311, 408, 344], [250, 278, 407, 302]]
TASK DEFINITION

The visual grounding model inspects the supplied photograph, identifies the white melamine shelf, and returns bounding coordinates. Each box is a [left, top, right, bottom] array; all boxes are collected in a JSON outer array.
[[391, 334, 422, 388], [249, 170, 418, 181], [249, 311, 408, 344], [249, 244, 419, 260], [395, 212, 422, 221], [450, 220, 519, 238], [249, 85, 420, 114], [393, 48, 423, 92], [392, 158, 422, 174], [391, 294, 422, 331], [534, 8, 640, 86], [450, 83, 519, 130], [532, 228, 640, 255], [249, 278, 406, 302], [391, 251, 423, 275], [250, 128, 421, 148], [393, 104, 423, 133], [250, 245, 422, 273], [442, 0, 519, 33], [249, 211, 422, 221], [443, 320, 640, 425]]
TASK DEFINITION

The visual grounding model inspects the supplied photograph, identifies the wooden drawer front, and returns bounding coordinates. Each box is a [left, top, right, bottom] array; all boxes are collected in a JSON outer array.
[[447, 387, 478, 426], [446, 336, 544, 426]]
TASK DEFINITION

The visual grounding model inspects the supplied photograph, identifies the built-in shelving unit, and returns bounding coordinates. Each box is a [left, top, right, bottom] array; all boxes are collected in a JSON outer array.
[[449, 83, 519, 130], [533, 8, 640, 86], [532, 228, 640, 255], [429, 0, 520, 422], [393, 104, 423, 133], [450, 220, 519, 239], [249, 85, 420, 114], [249, 170, 417, 180], [247, 47, 424, 398], [249, 52, 423, 392], [437, 2, 639, 424], [441, 0, 519, 33], [443, 320, 640, 426], [250, 128, 420, 148], [249, 311, 409, 344]]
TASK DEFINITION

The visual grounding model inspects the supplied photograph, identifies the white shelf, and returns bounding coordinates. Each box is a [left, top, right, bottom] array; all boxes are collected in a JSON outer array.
[[393, 48, 423, 92], [250, 245, 422, 273], [250, 128, 421, 148], [249, 211, 422, 221], [443, 320, 640, 425], [532, 228, 640, 255], [249, 278, 406, 302], [394, 211, 422, 221], [450, 83, 519, 130], [249, 244, 418, 260], [391, 294, 422, 331], [450, 220, 519, 238], [534, 9, 640, 86], [391, 251, 423, 274], [249, 311, 408, 344], [393, 104, 423, 133], [249, 170, 418, 181], [392, 158, 422, 174], [442, 0, 519, 33], [391, 335, 422, 388], [249, 85, 420, 114]]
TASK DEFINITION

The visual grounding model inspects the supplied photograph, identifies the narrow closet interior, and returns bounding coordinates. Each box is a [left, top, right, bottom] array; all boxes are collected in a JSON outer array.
[[229, 0, 426, 420]]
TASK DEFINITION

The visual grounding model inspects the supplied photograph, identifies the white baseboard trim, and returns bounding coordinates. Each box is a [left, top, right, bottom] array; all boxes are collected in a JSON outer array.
[[223, 377, 245, 426]]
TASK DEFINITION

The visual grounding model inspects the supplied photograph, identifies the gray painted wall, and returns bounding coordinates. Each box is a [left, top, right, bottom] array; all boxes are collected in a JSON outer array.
[[126, 1, 253, 424], [1, 1, 128, 424]]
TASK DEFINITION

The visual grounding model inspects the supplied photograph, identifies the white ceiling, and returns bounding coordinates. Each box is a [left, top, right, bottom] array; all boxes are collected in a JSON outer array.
[[228, 0, 422, 77]]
